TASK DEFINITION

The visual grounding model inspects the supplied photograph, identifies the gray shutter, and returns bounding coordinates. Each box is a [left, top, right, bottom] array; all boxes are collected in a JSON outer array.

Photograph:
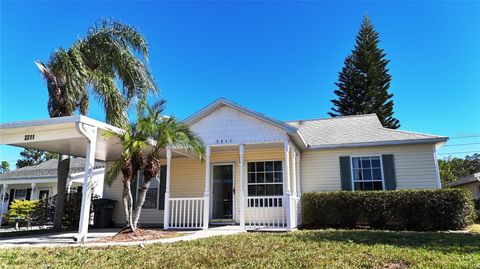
[[339, 156, 352, 191], [26, 188, 32, 200], [382, 154, 396, 190], [158, 165, 167, 210]]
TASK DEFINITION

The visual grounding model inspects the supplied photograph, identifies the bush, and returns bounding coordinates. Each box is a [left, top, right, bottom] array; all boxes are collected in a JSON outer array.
[[302, 189, 476, 231], [6, 199, 39, 227]]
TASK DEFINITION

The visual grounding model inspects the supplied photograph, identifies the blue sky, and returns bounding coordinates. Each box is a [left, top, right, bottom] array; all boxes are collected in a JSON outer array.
[[1, 1, 479, 168]]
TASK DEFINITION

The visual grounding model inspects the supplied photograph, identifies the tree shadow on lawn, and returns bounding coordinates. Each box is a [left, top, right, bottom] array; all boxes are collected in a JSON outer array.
[[293, 229, 480, 255]]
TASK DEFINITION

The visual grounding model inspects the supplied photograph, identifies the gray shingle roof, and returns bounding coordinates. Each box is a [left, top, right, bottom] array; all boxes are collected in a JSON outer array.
[[287, 114, 448, 149], [0, 158, 105, 180], [447, 172, 480, 187]]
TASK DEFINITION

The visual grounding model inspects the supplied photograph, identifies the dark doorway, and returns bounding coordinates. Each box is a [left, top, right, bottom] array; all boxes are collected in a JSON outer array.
[[211, 164, 234, 220]]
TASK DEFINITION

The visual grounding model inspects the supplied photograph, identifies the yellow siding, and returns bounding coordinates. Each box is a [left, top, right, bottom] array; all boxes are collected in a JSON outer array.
[[103, 147, 289, 225], [301, 144, 439, 192]]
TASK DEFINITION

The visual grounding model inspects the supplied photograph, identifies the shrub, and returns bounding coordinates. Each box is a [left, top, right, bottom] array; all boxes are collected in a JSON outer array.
[[302, 189, 476, 231], [6, 199, 40, 227]]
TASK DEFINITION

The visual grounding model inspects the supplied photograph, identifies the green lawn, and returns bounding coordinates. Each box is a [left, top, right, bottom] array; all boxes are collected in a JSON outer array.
[[1, 229, 479, 268]]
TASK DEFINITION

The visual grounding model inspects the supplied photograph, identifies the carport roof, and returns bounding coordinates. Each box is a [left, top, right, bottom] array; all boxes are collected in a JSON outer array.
[[0, 115, 124, 161]]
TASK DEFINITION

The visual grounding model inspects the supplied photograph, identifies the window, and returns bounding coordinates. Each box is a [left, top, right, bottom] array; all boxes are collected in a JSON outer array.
[[351, 156, 384, 191], [138, 172, 159, 209], [247, 161, 283, 196], [13, 189, 27, 200]]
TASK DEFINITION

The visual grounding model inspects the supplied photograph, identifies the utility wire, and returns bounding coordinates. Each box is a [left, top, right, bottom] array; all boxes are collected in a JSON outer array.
[[444, 142, 480, 147], [449, 135, 480, 139], [437, 150, 479, 155]]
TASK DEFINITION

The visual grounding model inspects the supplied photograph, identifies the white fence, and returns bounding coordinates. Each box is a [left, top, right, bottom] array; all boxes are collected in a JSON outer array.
[[245, 196, 287, 230], [168, 198, 204, 229]]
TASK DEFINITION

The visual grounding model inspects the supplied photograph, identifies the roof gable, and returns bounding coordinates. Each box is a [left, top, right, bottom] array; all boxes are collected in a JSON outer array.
[[189, 105, 289, 145], [184, 98, 297, 133]]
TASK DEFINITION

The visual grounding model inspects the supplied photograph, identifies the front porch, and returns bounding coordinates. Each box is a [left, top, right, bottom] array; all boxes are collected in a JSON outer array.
[[162, 141, 302, 231]]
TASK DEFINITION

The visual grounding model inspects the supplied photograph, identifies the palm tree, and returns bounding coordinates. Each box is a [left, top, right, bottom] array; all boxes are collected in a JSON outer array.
[[132, 100, 205, 228], [36, 19, 157, 230], [104, 124, 147, 229]]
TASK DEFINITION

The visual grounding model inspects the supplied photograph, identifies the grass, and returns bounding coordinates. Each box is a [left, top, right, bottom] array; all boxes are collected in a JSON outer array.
[[1, 229, 479, 268], [468, 224, 480, 234]]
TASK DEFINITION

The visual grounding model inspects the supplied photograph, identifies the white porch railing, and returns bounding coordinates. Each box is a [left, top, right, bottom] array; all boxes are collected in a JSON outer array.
[[245, 196, 287, 230], [168, 198, 204, 229]]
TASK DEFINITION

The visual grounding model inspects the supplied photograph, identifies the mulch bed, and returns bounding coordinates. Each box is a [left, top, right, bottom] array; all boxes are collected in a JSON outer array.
[[93, 227, 177, 243]]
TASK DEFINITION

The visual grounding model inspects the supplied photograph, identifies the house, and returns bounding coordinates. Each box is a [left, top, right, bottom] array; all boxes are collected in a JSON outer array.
[[0, 98, 448, 241], [0, 158, 105, 224], [447, 172, 480, 199]]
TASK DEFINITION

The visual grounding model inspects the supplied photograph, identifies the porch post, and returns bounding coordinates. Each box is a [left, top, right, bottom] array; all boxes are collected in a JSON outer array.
[[296, 151, 302, 226], [291, 150, 297, 198], [239, 144, 245, 229], [163, 148, 172, 230], [203, 146, 211, 230], [296, 152, 302, 197], [0, 184, 7, 227], [76, 124, 97, 243], [31, 183, 37, 200], [283, 141, 292, 230]]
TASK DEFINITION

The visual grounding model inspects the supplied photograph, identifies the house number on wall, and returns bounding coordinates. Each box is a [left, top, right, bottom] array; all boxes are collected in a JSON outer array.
[[216, 138, 232, 144], [24, 134, 35, 141]]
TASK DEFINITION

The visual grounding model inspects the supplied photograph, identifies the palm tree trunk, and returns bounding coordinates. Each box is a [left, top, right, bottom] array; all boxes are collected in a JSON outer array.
[[132, 179, 151, 228], [122, 181, 131, 227], [53, 154, 70, 230], [126, 182, 135, 231]]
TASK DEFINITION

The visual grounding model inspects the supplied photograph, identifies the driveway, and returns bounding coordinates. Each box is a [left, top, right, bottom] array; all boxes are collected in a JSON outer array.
[[0, 226, 244, 248], [0, 228, 120, 247]]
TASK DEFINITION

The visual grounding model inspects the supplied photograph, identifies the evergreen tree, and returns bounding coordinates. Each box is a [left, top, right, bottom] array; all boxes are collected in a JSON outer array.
[[329, 15, 400, 129], [16, 148, 57, 168]]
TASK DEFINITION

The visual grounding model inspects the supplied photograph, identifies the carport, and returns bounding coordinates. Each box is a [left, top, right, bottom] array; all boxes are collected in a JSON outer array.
[[0, 115, 124, 243]]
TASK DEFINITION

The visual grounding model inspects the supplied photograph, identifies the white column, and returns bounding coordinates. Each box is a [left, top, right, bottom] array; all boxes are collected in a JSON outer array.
[[296, 152, 302, 197], [30, 183, 37, 200], [203, 146, 211, 230], [0, 184, 7, 227], [295, 151, 302, 226], [433, 145, 442, 189], [291, 150, 297, 198], [76, 125, 97, 243], [239, 144, 245, 229], [163, 148, 172, 230], [283, 141, 292, 230]]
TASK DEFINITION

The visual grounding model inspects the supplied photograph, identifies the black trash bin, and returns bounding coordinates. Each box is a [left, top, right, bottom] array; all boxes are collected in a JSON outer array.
[[92, 198, 117, 228]]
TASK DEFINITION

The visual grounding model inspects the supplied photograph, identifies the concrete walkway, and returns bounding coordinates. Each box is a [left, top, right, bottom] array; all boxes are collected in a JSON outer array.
[[0, 226, 245, 248]]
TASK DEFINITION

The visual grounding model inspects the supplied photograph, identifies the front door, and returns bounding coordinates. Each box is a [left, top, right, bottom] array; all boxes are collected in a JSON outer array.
[[211, 164, 234, 220]]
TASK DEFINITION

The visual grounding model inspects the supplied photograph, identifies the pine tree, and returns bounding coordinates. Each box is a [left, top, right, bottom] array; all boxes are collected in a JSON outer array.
[[329, 15, 400, 129]]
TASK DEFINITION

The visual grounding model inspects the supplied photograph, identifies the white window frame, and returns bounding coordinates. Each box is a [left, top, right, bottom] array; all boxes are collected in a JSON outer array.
[[350, 155, 385, 191], [13, 189, 28, 200], [246, 159, 284, 197]]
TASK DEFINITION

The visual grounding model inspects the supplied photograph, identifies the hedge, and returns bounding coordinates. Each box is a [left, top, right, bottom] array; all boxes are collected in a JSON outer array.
[[302, 189, 476, 231]]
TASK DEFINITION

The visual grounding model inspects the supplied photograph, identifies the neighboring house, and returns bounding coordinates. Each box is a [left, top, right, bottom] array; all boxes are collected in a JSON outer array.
[[0, 158, 105, 220], [0, 98, 448, 238], [447, 172, 480, 200]]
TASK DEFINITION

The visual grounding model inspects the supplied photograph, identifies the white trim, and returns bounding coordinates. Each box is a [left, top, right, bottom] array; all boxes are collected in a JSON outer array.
[[245, 160, 284, 197], [209, 162, 236, 221], [239, 144, 245, 229], [349, 155, 385, 191], [432, 145, 442, 189]]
